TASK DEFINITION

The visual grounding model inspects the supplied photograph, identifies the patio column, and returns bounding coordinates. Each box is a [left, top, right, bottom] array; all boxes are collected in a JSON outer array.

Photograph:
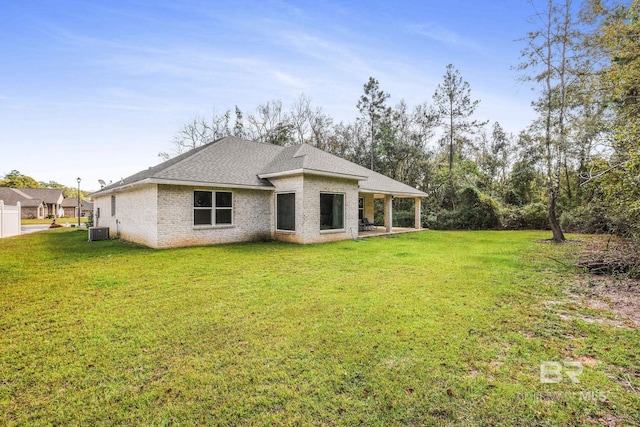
[[414, 197, 421, 229], [384, 194, 392, 233]]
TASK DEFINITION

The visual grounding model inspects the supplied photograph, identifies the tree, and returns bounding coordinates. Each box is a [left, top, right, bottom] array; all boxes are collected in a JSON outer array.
[[432, 64, 487, 208], [247, 99, 294, 145], [476, 122, 514, 196], [233, 106, 245, 138], [0, 170, 42, 188], [288, 94, 335, 149], [373, 100, 438, 189], [38, 180, 66, 190], [518, 0, 582, 242], [357, 77, 391, 171], [159, 110, 234, 160], [586, 0, 640, 237]]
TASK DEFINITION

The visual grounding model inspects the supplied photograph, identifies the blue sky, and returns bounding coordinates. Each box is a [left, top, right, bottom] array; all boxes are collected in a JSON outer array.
[[1, 0, 539, 191]]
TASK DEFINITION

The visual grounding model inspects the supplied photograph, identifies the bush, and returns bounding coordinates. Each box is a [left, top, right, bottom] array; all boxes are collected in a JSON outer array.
[[425, 188, 501, 230], [560, 205, 610, 234], [501, 202, 550, 230], [393, 210, 415, 227], [457, 187, 501, 229]]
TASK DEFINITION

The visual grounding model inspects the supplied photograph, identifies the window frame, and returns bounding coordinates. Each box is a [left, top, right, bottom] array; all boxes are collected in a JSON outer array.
[[111, 195, 116, 217], [358, 197, 364, 221], [276, 192, 296, 232], [319, 192, 345, 232], [193, 190, 234, 227], [214, 191, 233, 225]]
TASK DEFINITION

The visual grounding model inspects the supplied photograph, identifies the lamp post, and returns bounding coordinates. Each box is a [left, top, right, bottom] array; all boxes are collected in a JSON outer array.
[[77, 177, 81, 228]]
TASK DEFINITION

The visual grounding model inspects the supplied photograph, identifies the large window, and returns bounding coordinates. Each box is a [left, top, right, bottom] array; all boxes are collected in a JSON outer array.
[[358, 197, 364, 220], [276, 193, 296, 231], [194, 191, 233, 226], [320, 193, 345, 230]]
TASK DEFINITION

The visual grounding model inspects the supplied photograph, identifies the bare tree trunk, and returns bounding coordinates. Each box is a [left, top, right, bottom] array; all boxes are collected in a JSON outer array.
[[544, 0, 566, 242], [549, 190, 564, 240]]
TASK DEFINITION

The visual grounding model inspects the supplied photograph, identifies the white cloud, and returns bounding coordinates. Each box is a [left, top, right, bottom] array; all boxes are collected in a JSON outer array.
[[407, 23, 485, 53], [272, 71, 306, 89]]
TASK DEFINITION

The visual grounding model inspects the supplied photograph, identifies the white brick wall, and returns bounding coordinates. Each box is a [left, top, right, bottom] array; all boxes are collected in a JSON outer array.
[[93, 176, 363, 248], [93, 184, 158, 247], [269, 175, 305, 244], [155, 185, 271, 248], [301, 175, 359, 243], [270, 174, 360, 244]]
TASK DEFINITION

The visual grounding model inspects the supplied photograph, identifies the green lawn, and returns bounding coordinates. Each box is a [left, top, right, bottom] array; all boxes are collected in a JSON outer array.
[[0, 229, 638, 425], [21, 217, 88, 225]]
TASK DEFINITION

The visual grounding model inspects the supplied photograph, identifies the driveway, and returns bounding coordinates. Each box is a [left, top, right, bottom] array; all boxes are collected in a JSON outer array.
[[21, 224, 51, 234]]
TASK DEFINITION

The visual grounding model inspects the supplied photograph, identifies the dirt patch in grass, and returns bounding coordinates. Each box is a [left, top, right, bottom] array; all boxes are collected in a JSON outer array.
[[567, 274, 640, 328], [549, 235, 640, 328]]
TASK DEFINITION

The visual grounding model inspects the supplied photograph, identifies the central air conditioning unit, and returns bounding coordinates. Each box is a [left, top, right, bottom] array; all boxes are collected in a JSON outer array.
[[88, 227, 110, 241]]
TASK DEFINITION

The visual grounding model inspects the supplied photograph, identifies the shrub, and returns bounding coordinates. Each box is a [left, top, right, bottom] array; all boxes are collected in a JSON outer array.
[[393, 210, 415, 227], [501, 202, 550, 230], [426, 188, 501, 230], [560, 205, 610, 234], [457, 187, 501, 229]]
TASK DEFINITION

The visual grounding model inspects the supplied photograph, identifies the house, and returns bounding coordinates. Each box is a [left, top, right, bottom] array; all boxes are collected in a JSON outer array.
[[90, 137, 427, 248], [20, 188, 64, 218], [0, 187, 47, 219], [0, 188, 65, 219], [61, 198, 94, 218]]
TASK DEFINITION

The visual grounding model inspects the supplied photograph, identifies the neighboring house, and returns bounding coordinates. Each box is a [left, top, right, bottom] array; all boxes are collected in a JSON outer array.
[[91, 137, 427, 248], [19, 188, 64, 218], [61, 198, 94, 217], [0, 187, 46, 219]]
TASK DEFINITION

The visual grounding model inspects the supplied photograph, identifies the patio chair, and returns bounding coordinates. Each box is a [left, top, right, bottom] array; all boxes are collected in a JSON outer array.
[[363, 217, 376, 230]]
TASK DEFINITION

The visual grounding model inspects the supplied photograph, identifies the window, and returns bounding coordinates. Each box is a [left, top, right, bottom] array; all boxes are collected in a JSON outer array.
[[194, 191, 212, 225], [194, 191, 233, 226], [358, 197, 364, 220], [320, 193, 344, 230], [111, 195, 116, 216], [276, 193, 296, 231], [215, 191, 233, 224]]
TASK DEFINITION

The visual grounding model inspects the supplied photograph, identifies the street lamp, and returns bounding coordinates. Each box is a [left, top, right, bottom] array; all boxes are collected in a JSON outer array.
[[77, 177, 81, 228]]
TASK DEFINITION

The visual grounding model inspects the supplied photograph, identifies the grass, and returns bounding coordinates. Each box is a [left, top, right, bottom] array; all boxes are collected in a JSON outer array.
[[21, 217, 88, 225], [0, 229, 638, 425]]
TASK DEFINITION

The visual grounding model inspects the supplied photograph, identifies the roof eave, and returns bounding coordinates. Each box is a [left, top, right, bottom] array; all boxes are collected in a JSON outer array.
[[91, 177, 274, 197], [359, 188, 427, 197]]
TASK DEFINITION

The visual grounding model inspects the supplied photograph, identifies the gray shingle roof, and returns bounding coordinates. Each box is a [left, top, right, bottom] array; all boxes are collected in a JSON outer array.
[[19, 188, 64, 204], [62, 198, 93, 209], [259, 144, 367, 179], [92, 136, 426, 197], [0, 187, 45, 207]]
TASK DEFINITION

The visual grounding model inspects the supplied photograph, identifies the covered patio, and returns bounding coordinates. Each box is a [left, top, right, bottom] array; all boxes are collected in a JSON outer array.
[[358, 226, 424, 238], [358, 192, 423, 236]]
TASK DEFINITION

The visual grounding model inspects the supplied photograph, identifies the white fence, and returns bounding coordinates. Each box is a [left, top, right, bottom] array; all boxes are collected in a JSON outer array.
[[0, 201, 21, 238]]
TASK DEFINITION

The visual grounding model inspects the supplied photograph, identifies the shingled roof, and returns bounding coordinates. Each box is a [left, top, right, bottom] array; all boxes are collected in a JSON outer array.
[[19, 188, 64, 204], [92, 137, 426, 197], [0, 187, 45, 208], [62, 198, 94, 209]]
